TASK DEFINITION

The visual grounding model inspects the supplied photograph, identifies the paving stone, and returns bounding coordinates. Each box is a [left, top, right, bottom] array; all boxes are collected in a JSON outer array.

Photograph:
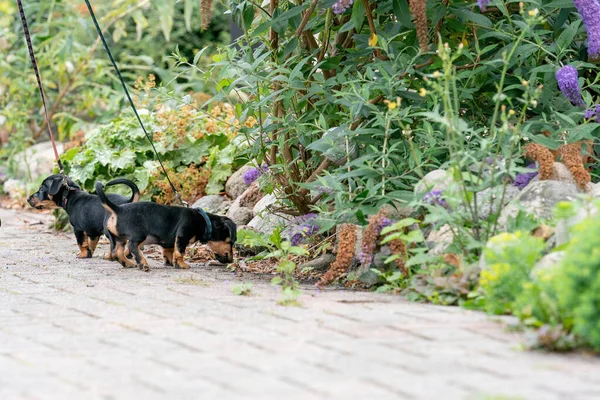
[[1, 207, 600, 399]]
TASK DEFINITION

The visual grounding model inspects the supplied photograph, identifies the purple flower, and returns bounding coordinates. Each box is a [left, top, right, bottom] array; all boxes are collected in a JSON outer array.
[[358, 251, 373, 265], [478, 0, 491, 12], [242, 168, 261, 185], [242, 164, 269, 185], [584, 104, 600, 121], [376, 217, 393, 235], [513, 163, 538, 190], [574, 0, 600, 60], [556, 65, 585, 107], [332, 0, 353, 15], [289, 213, 320, 246], [423, 190, 448, 208]]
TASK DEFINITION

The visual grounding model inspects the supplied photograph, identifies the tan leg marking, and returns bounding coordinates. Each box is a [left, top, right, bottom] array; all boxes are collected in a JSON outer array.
[[116, 242, 136, 268], [173, 237, 190, 269], [88, 237, 99, 256], [162, 248, 174, 266], [137, 243, 149, 272], [77, 233, 91, 258], [105, 212, 119, 236]]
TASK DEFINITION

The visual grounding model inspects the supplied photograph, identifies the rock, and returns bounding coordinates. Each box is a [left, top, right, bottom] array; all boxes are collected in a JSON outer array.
[[550, 162, 577, 186], [426, 224, 454, 256], [252, 193, 281, 215], [3, 179, 28, 199], [238, 182, 263, 208], [225, 165, 255, 200], [415, 169, 450, 194], [299, 253, 336, 272], [532, 251, 564, 278], [226, 183, 264, 226], [191, 195, 230, 214], [372, 245, 393, 270], [587, 182, 600, 197], [247, 193, 288, 235], [498, 180, 579, 228], [380, 203, 415, 219], [226, 202, 254, 226], [463, 185, 520, 220], [247, 213, 288, 235], [12, 141, 65, 181], [555, 202, 598, 247]]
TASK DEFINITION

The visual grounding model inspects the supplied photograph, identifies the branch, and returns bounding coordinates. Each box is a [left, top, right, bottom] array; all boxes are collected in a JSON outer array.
[[295, 0, 319, 37]]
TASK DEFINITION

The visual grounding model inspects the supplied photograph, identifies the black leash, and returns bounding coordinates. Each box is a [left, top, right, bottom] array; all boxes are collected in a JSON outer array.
[[83, 0, 186, 207], [16, 0, 64, 174]]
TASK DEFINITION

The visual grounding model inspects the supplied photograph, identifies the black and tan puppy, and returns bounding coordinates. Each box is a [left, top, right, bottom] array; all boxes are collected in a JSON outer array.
[[95, 181, 236, 271], [28, 175, 140, 259]]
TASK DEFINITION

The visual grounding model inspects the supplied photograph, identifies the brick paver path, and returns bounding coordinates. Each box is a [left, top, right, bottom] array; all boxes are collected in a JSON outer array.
[[1, 207, 599, 400]]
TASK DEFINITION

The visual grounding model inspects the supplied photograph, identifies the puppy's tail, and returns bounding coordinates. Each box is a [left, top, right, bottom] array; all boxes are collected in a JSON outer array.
[[105, 178, 141, 203], [95, 181, 121, 214]]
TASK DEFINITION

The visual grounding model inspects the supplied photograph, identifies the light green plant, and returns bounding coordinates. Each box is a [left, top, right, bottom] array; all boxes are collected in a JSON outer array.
[[231, 282, 253, 296]]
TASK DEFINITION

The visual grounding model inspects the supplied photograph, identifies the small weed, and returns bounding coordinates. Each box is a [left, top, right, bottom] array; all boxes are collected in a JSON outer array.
[[174, 275, 210, 286], [231, 282, 253, 296]]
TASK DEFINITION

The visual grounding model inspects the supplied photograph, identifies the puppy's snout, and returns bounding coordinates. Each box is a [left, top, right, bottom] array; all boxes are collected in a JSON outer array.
[[27, 194, 37, 207]]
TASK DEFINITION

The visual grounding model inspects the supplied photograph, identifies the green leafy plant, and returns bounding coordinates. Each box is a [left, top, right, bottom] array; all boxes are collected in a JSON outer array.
[[237, 227, 307, 305], [479, 232, 545, 315], [61, 103, 244, 202], [553, 207, 600, 351], [231, 282, 253, 296]]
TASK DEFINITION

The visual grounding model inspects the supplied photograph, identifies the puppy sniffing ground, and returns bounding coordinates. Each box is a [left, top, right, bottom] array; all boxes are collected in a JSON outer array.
[[95, 181, 236, 271]]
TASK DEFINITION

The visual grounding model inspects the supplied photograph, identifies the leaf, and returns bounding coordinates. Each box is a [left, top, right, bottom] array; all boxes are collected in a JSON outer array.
[[184, 0, 193, 32], [392, 0, 414, 28], [351, 0, 365, 31], [567, 123, 600, 143], [156, 0, 175, 42], [556, 20, 580, 56], [368, 33, 378, 47]]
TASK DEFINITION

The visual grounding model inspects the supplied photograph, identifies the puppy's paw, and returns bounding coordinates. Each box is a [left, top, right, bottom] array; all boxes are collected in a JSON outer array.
[[138, 263, 150, 272], [76, 250, 91, 259], [105, 252, 114, 261], [174, 260, 190, 269], [120, 259, 136, 268], [164, 257, 173, 266]]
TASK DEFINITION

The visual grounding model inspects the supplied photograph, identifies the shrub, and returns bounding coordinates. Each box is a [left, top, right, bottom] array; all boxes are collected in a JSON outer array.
[[480, 232, 545, 315], [553, 215, 600, 351], [62, 101, 246, 203]]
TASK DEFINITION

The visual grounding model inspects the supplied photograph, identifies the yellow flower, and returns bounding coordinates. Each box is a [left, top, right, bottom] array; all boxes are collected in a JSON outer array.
[[433, 71, 441, 78], [388, 101, 397, 110], [508, 109, 515, 116], [528, 8, 539, 16], [522, 80, 528, 87], [419, 88, 427, 97], [368, 33, 378, 47]]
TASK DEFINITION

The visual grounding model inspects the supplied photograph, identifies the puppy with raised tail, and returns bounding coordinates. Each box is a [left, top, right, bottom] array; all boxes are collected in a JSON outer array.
[[28, 175, 140, 259], [95, 181, 236, 271]]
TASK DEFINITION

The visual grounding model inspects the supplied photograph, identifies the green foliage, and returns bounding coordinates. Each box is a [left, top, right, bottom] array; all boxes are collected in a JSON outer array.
[[0, 0, 229, 176], [178, 0, 600, 223], [61, 104, 243, 202], [553, 213, 600, 351], [231, 282, 253, 296], [479, 232, 545, 315]]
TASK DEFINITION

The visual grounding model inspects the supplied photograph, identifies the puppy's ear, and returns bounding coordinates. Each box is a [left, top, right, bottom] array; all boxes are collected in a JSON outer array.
[[224, 218, 237, 244], [48, 176, 64, 195]]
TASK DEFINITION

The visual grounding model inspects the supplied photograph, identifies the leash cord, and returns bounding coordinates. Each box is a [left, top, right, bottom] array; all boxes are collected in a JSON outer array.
[[16, 0, 63, 174], [83, 0, 186, 206]]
